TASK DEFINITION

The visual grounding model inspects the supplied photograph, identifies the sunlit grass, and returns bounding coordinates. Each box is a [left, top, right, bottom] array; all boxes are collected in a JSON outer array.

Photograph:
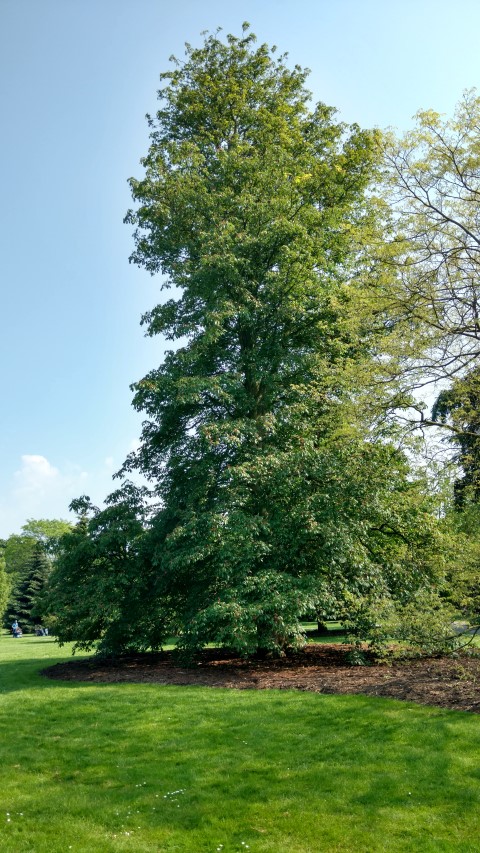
[[1, 632, 480, 852], [302, 620, 346, 644]]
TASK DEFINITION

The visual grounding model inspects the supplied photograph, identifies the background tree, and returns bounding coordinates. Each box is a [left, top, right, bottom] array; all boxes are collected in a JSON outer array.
[[379, 90, 480, 385], [431, 370, 480, 622], [380, 91, 480, 624], [21, 518, 72, 559], [1, 518, 71, 629], [4, 534, 37, 578], [0, 543, 11, 619], [5, 542, 51, 632], [432, 368, 480, 507]]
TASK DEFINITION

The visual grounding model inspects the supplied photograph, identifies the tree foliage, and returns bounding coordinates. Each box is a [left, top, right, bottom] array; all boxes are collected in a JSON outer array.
[[4, 534, 37, 577], [1, 518, 71, 629], [0, 544, 11, 619], [5, 542, 51, 632], [380, 90, 480, 383], [21, 518, 72, 558], [432, 368, 480, 507], [43, 489, 158, 651], [431, 369, 480, 621]]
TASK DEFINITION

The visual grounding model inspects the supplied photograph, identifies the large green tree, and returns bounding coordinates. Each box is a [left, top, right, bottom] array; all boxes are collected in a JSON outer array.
[[47, 27, 447, 656]]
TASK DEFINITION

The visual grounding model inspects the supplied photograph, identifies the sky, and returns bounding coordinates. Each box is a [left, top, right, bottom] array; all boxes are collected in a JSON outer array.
[[1, 0, 479, 537]]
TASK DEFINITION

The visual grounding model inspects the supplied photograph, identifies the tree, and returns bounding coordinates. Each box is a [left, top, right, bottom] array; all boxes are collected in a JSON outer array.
[[44, 489, 156, 651], [21, 518, 72, 558], [5, 542, 51, 632], [432, 368, 480, 507], [4, 534, 37, 577], [431, 370, 480, 621], [0, 544, 11, 620], [380, 90, 480, 384], [1, 518, 71, 629], [48, 26, 447, 656]]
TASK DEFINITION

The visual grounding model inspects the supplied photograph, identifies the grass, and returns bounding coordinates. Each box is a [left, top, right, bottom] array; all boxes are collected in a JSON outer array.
[[302, 621, 347, 644], [1, 634, 480, 852]]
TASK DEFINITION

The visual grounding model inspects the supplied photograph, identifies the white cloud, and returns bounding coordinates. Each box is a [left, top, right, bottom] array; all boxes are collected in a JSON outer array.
[[14, 455, 61, 498], [0, 455, 104, 537], [0, 444, 149, 538]]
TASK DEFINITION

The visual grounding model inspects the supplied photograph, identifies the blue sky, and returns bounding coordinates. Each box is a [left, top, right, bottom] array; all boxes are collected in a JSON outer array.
[[1, 0, 479, 536]]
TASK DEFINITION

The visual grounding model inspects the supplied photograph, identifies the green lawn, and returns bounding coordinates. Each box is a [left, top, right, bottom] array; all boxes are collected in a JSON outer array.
[[1, 633, 479, 852]]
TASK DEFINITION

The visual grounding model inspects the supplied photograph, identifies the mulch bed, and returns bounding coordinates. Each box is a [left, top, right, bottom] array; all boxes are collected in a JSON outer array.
[[42, 644, 480, 714]]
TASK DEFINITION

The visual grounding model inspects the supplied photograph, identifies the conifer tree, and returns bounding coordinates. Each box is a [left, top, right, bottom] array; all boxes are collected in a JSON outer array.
[[5, 542, 50, 632]]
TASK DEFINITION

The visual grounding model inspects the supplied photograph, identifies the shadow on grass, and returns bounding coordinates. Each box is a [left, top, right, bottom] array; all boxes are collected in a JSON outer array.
[[0, 655, 96, 694]]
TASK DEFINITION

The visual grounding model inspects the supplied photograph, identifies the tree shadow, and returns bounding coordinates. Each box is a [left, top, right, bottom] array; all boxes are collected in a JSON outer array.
[[0, 655, 95, 695]]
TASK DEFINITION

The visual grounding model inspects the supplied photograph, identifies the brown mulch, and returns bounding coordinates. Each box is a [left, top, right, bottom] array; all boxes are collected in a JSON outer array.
[[42, 644, 480, 714]]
